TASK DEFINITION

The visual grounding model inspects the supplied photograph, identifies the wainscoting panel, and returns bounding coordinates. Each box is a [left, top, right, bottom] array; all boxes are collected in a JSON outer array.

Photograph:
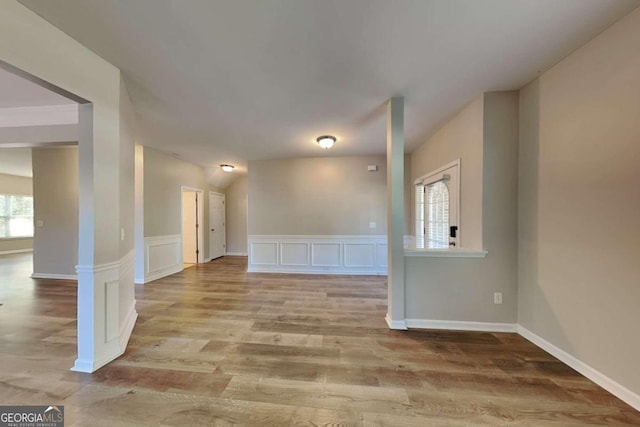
[[104, 280, 119, 342], [73, 249, 138, 373], [248, 235, 387, 275], [311, 243, 341, 267], [280, 242, 309, 266], [344, 243, 376, 268], [144, 235, 182, 283], [377, 243, 388, 267], [250, 242, 278, 266]]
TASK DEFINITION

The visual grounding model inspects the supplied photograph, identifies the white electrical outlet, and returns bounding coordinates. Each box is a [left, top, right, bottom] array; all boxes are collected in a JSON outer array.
[[121, 228, 125, 241], [369, 221, 376, 229], [494, 292, 503, 304]]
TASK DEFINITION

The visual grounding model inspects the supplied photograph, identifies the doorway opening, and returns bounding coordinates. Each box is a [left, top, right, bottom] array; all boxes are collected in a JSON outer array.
[[209, 192, 226, 261], [181, 187, 204, 268]]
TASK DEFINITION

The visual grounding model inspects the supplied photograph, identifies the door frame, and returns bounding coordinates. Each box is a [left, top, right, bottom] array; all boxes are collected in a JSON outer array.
[[180, 186, 204, 266], [209, 191, 226, 260]]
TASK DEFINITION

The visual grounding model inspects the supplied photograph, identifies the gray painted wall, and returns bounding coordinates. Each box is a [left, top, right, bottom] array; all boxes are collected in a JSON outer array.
[[518, 7, 640, 396], [32, 146, 78, 276], [405, 92, 519, 323], [0, 172, 33, 253], [0, 124, 77, 146], [248, 156, 386, 236], [410, 96, 484, 249], [225, 176, 248, 254]]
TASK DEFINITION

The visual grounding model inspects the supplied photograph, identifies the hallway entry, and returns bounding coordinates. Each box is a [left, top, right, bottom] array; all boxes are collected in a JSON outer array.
[[181, 187, 204, 265], [209, 192, 225, 260]]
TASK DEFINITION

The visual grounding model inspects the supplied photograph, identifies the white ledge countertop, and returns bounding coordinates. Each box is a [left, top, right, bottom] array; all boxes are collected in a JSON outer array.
[[404, 247, 488, 258]]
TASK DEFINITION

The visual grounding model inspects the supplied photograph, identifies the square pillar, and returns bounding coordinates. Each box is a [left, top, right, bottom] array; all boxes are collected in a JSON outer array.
[[386, 97, 407, 329]]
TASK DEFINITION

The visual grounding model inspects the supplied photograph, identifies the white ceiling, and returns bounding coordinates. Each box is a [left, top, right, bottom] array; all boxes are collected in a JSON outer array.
[[19, 0, 639, 180], [0, 148, 32, 177], [0, 67, 75, 108]]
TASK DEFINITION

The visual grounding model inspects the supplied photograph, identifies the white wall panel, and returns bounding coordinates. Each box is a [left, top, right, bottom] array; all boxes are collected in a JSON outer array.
[[105, 280, 119, 342], [248, 235, 387, 275], [280, 242, 309, 266], [311, 243, 341, 267], [250, 242, 278, 265], [143, 235, 182, 283], [344, 243, 375, 267], [377, 243, 388, 267]]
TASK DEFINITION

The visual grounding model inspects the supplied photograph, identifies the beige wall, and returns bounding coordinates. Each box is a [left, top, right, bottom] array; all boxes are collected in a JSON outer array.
[[410, 96, 484, 249], [32, 146, 78, 276], [0, 172, 32, 195], [405, 92, 519, 323], [144, 147, 225, 260], [248, 156, 386, 236], [0, 172, 33, 253], [518, 7, 640, 396], [225, 176, 248, 254], [0, 124, 77, 146]]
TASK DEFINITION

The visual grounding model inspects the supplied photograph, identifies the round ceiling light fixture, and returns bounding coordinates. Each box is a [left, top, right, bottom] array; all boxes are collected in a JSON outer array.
[[220, 164, 235, 172], [316, 135, 336, 149]]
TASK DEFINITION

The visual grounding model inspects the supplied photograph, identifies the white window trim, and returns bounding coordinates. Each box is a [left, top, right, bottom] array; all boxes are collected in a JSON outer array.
[[405, 248, 487, 258], [414, 158, 460, 186], [414, 158, 461, 248]]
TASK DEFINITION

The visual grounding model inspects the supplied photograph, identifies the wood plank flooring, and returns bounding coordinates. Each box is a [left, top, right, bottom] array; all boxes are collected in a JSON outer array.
[[1, 253, 639, 426]]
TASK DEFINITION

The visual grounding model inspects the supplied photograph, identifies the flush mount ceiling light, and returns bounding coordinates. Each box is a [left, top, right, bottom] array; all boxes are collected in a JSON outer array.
[[220, 164, 235, 172], [316, 135, 336, 149]]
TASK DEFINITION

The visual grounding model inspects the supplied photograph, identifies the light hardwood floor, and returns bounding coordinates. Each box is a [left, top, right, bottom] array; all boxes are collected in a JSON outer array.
[[0, 253, 638, 426]]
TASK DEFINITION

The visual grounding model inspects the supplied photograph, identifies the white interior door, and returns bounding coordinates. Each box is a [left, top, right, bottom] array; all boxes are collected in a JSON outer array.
[[209, 192, 225, 260], [182, 190, 198, 264]]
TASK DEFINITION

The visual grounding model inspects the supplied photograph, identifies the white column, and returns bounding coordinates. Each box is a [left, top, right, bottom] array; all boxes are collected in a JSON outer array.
[[386, 97, 407, 329], [73, 100, 124, 373]]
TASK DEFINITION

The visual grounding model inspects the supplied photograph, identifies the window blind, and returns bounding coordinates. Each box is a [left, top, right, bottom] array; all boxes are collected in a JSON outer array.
[[426, 181, 449, 248], [415, 184, 425, 248]]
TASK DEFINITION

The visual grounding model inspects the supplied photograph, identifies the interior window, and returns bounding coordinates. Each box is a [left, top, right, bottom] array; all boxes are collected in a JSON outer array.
[[414, 160, 459, 249]]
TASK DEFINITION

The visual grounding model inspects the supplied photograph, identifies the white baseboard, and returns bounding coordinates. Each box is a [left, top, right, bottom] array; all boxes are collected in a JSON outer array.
[[119, 302, 138, 351], [0, 248, 33, 256], [517, 325, 640, 411], [144, 264, 182, 283], [31, 273, 77, 280], [226, 252, 247, 256], [72, 345, 125, 374], [248, 266, 387, 276], [406, 318, 517, 333], [385, 313, 408, 330], [383, 318, 639, 410]]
